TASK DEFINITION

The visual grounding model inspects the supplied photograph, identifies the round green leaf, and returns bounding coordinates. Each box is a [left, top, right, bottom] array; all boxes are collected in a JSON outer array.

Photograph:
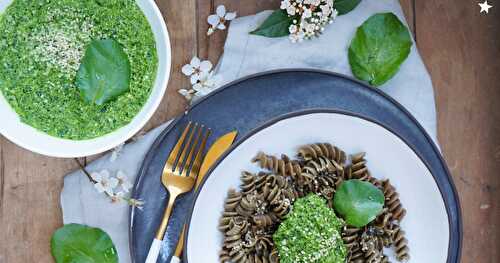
[[250, 9, 295, 38], [51, 223, 118, 263], [348, 13, 412, 87], [76, 39, 131, 105], [333, 179, 384, 227], [334, 0, 362, 15]]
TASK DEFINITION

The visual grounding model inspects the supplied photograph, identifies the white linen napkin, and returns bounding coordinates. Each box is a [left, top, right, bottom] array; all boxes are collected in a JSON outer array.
[[61, 1, 437, 262]]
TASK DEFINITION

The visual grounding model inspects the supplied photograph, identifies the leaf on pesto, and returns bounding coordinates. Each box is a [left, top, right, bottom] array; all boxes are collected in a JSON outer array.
[[76, 39, 131, 105], [250, 9, 294, 38], [348, 13, 412, 87], [333, 179, 384, 227], [334, 0, 362, 15], [51, 223, 118, 263]]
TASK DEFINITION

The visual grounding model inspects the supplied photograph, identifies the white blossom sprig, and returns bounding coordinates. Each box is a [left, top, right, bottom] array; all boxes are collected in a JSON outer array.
[[181, 56, 213, 85], [74, 159, 144, 209], [283, 0, 338, 42], [207, 5, 237, 35], [179, 56, 222, 102]]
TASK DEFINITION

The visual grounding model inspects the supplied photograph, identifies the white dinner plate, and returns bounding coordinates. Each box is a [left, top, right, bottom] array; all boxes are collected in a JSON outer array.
[[186, 111, 449, 262]]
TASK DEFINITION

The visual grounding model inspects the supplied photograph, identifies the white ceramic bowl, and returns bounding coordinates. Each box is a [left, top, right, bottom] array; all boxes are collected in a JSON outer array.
[[0, 0, 171, 158], [186, 112, 450, 262]]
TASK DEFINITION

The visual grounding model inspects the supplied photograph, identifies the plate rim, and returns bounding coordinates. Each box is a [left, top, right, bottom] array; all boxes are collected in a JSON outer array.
[[182, 108, 461, 263], [129, 69, 462, 263]]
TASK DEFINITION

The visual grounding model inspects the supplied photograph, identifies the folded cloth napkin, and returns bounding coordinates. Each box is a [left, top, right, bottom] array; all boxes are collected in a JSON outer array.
[[61, 1, 437, 262]]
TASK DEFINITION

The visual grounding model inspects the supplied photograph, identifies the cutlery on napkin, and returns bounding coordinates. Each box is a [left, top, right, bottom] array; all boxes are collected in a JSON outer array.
[[170, 131, 238, 263]]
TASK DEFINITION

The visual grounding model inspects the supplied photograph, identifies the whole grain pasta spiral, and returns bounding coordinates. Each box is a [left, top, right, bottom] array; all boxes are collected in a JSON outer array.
[[382, 179, 407, 221], [219, 143, 409, 263]]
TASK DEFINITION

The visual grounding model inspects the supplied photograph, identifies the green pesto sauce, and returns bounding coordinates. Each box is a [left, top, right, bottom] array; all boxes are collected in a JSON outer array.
[[273, 195, 347, 263], [0, 0, 158, 140]]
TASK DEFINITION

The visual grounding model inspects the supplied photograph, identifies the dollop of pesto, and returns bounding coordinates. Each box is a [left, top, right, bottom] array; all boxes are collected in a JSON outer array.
[[0, 0, 158, 140], [273, 194, 347, 263]]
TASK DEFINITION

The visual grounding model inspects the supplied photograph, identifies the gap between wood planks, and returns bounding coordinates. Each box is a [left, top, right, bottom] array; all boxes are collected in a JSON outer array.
[[0, 145, 4, 218]]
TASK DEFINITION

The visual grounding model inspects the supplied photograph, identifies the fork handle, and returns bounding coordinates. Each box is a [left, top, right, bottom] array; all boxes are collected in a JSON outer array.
[[145, 239, 162, 263], [145, 192, 179, 263]]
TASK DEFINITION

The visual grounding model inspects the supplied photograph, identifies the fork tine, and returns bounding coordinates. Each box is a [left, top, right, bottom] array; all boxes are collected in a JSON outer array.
[[190, 128, 211, 179], [180, 125, 204, 177], [174, 123, 199, 174], [164, 122, 192, 173]]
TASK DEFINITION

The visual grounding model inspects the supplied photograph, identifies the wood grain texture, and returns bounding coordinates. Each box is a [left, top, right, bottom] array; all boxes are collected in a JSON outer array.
[[415, 1, 500, 262], [0, 138, 74, 263], [1, 0, 499, 262]]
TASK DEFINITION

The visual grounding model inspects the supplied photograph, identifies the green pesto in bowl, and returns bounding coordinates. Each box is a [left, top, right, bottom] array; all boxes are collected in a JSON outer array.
[[0, 0, 158, 140]]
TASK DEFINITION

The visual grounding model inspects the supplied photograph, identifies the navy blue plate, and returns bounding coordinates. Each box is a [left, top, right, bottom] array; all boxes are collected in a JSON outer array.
[[130, 69, 461, 263]]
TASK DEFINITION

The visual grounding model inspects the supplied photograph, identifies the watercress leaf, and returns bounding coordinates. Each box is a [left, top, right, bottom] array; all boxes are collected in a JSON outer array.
[[334, 0, 362, 15], [76, 39, 131, 105], [250, 9, 294, 37], [348, 13, 412, 87], [51, 223, 118, 263], [333, 179, 384, 227]]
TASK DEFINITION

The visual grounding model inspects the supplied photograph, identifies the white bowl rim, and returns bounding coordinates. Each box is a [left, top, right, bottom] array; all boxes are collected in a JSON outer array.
[[0, 0, 171, 158], [182, 109, 459, 262]]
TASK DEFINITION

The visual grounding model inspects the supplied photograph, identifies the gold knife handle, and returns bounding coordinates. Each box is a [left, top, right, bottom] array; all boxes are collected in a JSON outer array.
[[171, 131, 237, 260], [173, 226, 186, 257]]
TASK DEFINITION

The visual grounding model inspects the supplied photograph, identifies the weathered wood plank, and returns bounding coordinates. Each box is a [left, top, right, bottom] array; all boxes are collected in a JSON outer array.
[[415, 1, 500, 262], [197, 0, 280, 65], [0, 0, 198, 262], [400, 0, 415, 37], [0, 138, 75, 263]]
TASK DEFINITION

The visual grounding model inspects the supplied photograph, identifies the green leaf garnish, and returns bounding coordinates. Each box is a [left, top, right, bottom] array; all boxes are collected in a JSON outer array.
[[334, 0, 362, 15], [76, 39, 131, 105], [250, 9, 294, 38], [51, 223, 118, 263], [348, 13, 412, 87], [333, 179, 384, 227]]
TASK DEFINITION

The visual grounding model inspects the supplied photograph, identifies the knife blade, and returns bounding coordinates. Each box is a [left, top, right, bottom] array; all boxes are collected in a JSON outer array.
[[196, 130, 238, 187], [171, 131, 238, 262]]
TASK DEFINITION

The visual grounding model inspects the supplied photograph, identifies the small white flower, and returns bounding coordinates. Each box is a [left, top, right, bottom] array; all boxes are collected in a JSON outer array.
[[109, 143, 124, 162], [304, 22, 316, 33], [178, 88, 195, 101], [289, 24, 298, 34], [289, 31, 305, 43], [91, 170, 118, 195], [192, 73, 222, 96], [286, 5, 297, 16], [320, 5, 332, 17], [116, 170, 133, 193], [302, 8, 312, 18], [181, 56, 213, 84], [325, 0, 334, 7], [310, 0, 321, 6], [207, 5, 237, 35], [280, 0, 291, 9]]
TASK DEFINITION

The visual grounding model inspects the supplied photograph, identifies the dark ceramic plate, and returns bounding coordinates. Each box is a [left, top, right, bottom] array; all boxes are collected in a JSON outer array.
[[129, 69, 462, 263]]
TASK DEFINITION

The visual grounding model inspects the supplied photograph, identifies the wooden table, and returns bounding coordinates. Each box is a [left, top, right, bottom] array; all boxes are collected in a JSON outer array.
[[0, 1, 498, 262]]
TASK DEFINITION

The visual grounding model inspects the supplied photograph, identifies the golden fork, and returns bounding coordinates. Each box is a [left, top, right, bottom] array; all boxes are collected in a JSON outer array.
[[145, 122, 211, 263]]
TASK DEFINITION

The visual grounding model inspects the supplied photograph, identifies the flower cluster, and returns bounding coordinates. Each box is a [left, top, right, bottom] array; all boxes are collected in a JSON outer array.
[[90, 169, 143, 208], [281, 0, 338, 42], [179, 56, 222, 101]]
